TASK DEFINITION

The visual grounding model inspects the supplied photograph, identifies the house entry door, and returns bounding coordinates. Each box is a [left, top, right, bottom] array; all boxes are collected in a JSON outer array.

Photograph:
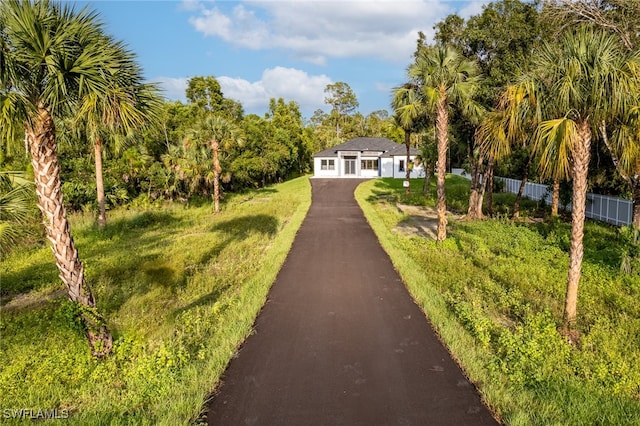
[[344, 156, 356, 176]]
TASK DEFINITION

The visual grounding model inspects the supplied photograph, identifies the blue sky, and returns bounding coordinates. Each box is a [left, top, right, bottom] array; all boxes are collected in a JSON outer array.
[[71, 1, 490, 119]]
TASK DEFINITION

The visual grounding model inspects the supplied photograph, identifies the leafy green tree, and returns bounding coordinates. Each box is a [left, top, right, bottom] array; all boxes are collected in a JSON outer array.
[[0, 0, 155, 356], [186, 76, 225, 112], [324, 82, 359, 139], [266, 98, 311, 176], [433, 14, 466, 47], [408, 44, 483, 241], [364, 110, 389, 137], [185, 76, 244, 122], [161, 101, 198, 147], [543, 0, 640, 52], [309, 108, 339, 151], [231, 114, 276, 187], [464, 0, 543, 104]]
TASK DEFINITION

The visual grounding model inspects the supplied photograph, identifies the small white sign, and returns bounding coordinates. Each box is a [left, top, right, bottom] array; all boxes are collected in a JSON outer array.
[[403, 180, 410, 188]]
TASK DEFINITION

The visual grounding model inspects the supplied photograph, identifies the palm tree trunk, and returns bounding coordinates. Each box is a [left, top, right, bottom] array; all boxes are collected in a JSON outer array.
[[467, 147, 484, 220], [632, 180, 640, 229], [562, 120, 591, 343], [512, 153, 533, 219], [485, 157, 494, 216], [94, 137, 106, 228], [27, 105, 112, 357], [436, 87, 448, 241], [212, 139, 222, 213], [423, 163, 432, 196], [551, 177, 560, 216], [405, 131, 411, 194]]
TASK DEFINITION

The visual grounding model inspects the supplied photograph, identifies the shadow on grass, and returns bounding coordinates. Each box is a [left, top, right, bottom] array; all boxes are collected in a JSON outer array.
[[1, 259, 59, 301], [364, 177, 465, 208], [225, 187, 279, 204], [365, 178, 411, 204], [72, 211, 187, 315], [194, 214, 279, 274], [532, 218, 624, 270], [2, 213, 182, 309], [174, 214, 280, 315], [87, 211, 181, 239]]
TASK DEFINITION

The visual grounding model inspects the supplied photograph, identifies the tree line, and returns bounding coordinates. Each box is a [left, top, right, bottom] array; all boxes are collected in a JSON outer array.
[[3, 0, 639, 354]]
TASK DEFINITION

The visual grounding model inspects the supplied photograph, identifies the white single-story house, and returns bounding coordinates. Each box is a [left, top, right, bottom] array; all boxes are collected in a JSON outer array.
[[313, 137, 424, 179]]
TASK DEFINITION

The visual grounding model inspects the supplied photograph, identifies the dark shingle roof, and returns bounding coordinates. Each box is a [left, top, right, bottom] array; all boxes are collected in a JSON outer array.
[[313, 137, 400, 158], [380, 144, 420, 158]]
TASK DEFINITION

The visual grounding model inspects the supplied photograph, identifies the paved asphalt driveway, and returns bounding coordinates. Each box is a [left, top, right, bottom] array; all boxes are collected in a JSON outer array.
[[206, 178, 498, 425]]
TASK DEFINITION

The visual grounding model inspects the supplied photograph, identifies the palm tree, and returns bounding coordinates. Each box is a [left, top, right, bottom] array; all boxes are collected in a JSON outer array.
[[188, 114, 244, 213], [392, 83, 423, 194], [75, 50, 160, 228], [477, 85, 544, 219], [602, 109, 640, 228], [408, 45, 482, 240], [474, 110, 511, 219], [510, 27, 639, 340], [0, 0, 154, 356]]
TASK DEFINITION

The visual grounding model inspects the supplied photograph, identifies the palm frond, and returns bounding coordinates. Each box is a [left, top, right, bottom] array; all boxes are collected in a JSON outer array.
[[534, 117, 577, 180], [476, 111, 511, 161]]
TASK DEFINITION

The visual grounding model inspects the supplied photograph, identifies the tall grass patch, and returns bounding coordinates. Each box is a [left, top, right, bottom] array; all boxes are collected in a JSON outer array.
[[356, 177, 640, 425], [0, 176, 311, 424]]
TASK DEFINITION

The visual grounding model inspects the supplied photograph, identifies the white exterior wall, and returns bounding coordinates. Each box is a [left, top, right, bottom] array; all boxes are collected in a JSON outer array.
[[313, 157, 340, 177], [314, 152, 424, 179], [359, 156, 380, 178], [380, 158, 394, 177], [380, 156, 425, 178]]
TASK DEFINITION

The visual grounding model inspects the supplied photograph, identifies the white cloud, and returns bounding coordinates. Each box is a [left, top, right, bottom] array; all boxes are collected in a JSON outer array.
[[154, 68, 331, 114], [186, 0, 453, 64], [219, 66, 332, 113], [458, 1, 490, 19], [179, 0, 203, 12], [154, 77, 189, 102], [188, 6, 234, 39]]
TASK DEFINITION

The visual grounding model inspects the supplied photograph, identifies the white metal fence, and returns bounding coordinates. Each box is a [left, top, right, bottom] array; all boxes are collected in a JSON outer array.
[[451, 168, 633, 226]]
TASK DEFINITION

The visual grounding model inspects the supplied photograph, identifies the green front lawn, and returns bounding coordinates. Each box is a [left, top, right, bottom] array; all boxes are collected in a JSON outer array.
[[0, 177, 311, 425], [356, 177, 640, 425]]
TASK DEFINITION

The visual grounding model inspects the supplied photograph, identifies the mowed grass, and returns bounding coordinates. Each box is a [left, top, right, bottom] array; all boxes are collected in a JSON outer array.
[[356, 177, 640, 425], [0, 176, 311, 425]]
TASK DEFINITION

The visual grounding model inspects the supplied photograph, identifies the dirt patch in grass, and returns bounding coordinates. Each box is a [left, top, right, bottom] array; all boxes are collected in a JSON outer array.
[[393, 204, 463, 240]]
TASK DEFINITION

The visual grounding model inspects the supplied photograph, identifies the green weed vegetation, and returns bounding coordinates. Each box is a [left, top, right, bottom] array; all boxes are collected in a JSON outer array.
[[0, 177, 311, 425], [356, 177, 640, 425]]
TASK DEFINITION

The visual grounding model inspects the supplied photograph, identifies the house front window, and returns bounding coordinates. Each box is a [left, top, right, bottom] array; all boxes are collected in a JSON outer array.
[[321, 159, 335, 170], [361, 159, 379, 170], [399, 160, 405, 172]]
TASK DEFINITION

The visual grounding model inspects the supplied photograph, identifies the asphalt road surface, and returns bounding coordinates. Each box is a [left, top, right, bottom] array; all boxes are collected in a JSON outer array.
[[206, 178, 498, 426]]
